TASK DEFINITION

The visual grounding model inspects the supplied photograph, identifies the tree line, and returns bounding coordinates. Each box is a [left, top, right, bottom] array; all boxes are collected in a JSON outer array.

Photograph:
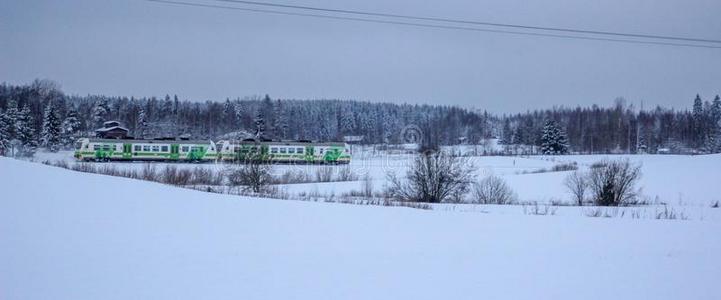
[[0, 79, 719, 156]]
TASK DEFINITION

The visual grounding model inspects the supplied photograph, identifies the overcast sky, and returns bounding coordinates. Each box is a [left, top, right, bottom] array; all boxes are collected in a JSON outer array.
[[1, 0, 720, 113]]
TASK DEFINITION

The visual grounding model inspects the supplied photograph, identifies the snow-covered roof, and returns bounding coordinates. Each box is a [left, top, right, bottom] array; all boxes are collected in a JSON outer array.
[[95, 126, 129, 133]]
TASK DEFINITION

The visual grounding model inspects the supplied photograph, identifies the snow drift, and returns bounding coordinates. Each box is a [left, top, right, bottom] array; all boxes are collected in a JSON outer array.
[[1, 157, 720, 300]]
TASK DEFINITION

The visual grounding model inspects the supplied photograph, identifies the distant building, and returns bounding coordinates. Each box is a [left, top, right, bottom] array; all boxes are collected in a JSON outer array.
[[343, 135, 364, 143], [95, 121, 130, 139]]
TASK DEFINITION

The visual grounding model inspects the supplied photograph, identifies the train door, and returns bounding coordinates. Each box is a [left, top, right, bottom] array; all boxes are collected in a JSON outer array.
[[123, 143, 132, 159], [170, 144, 179, 160], [305, 146, 315, 163]]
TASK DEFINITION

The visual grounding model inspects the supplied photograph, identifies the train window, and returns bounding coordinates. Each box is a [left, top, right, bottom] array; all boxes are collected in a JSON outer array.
[[181, 146, 189, 152], [161, 146, 168, 152], [297, 148, 304, 154], [191, 146, 202, 152], [288, 148, 295, 154], [74, 141, 83, 150], [280, 147, 286, 154], [134, 145, 141, 151], [103, 145, 111, 151], [270, 147, 278, 154], [319, 148, 324, 154], [143, 145, 150, 152], [152, 146, 160, 152], [93, 145, 101, 150]]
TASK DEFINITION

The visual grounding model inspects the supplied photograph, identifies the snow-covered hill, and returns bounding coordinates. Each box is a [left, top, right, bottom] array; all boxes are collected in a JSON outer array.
[[1, 157, 720, 300]]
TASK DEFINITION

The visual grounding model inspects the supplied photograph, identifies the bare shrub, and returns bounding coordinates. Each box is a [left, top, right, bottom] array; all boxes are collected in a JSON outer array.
[[336, 166, 358, 181], [655, 205, 687, 220], [71, 162, 97, 173], [227, 159, 273, 193], [712, 201, 719, 208], [589, 161, 607, 169], [564, 170, 587, 206], [551, 162, 578, 172], [588, 159, 642, 206], [161, 166, 192, 186], [523, 202, 557, 215], [518, 162, 578, 175], [53, 160, 69, 169], [315, 167, 334, 182], [273, 169, 311, 184], [473, 175, 516, 204], [189, 167, 224, 185], [141, 164, 159, 181], [584, 208, 603, 217], [362, 174, 373, 198], [386, 151, 474, 203]]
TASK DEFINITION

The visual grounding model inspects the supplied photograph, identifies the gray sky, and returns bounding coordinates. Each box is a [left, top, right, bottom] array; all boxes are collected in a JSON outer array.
[[1, 0, 720, 113]]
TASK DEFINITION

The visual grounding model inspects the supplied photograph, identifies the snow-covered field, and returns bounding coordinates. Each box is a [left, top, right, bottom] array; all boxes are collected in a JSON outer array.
[[34, 148, 721, 208], [2, 157, 721, 300]]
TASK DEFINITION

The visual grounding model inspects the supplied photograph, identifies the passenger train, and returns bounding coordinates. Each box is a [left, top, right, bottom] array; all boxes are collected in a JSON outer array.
[[74, 138, 351, 164]]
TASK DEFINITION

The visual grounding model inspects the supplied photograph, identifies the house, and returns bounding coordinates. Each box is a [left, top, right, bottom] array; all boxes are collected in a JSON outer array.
[[95, 121, 130, 139]]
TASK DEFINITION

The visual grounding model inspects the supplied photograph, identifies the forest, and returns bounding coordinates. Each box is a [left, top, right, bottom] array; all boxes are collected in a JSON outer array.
[[0, 79, 719, 156]]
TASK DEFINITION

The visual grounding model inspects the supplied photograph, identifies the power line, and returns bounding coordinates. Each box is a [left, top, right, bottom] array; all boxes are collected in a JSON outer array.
[[146, 0, 721, 49], [212, 0, 721, 45]]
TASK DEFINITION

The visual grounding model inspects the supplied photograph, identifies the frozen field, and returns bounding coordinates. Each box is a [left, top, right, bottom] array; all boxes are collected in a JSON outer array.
[[35, 148, 721, 207], [2, 157, 721, 300]]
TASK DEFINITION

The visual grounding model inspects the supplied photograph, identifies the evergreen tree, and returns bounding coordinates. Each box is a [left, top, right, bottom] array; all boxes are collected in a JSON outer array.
[[692, 94, 705, 147], [541, 120, 569, 154], [0, 108, 12, 156], [273, 99, 288, 140], [222, 99, 237, 131], [136, 108, 148, 139], [259, 94, 274, 139], [92, 100, 110, 129], [40, 102, 62, 151], [15, 104, 37, 157], [3, 99, 19, 139], [61, 105, 82, 148], [254, 110, 265, 139], [707, 95, 721, 153]]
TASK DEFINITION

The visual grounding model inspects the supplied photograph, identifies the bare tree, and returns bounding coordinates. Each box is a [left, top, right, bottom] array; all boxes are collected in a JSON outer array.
[[588, 159, 642, 206], [473, 174, 517, 204], [227, 156, 273, 194], [564, 170, 587, 206], [387, 151, 474, 203]]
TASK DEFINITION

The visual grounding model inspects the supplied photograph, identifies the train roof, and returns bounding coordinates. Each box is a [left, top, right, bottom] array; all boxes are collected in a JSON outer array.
[[84, 138, 213, 145], [219, 140, 346, 146]]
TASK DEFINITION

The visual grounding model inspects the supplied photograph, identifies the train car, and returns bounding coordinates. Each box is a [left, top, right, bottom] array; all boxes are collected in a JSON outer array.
[[217, 139, 351, 164], [74, 138, 218, 162]]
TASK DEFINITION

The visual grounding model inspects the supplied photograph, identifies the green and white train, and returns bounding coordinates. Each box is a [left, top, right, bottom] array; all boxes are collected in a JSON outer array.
[[216, 139, 351, 164], [74, 138, 351, 164], [74, 138, 218, 162]]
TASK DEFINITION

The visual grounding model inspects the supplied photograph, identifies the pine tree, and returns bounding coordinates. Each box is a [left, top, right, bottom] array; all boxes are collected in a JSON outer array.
[[92, 100, 110, 129], [259, 94, 274, 139], [15, 104, 37, 157], [61, 105, 82, 148], [541, 120, 569, 155], [707, 95, 721, 153], [273, 99, 288, 140], [254, 103, 266, 139], [40, 102, 62, 151], [136, 108, 148, 139], [692, 94, 705, 148], [0, 108, 12, 156], [3, 99, 19, 139]]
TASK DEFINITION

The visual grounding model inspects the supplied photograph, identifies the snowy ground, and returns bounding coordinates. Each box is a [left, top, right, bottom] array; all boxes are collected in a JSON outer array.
[[2, 157, 721, 300], [34, 147, 721, 208]]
